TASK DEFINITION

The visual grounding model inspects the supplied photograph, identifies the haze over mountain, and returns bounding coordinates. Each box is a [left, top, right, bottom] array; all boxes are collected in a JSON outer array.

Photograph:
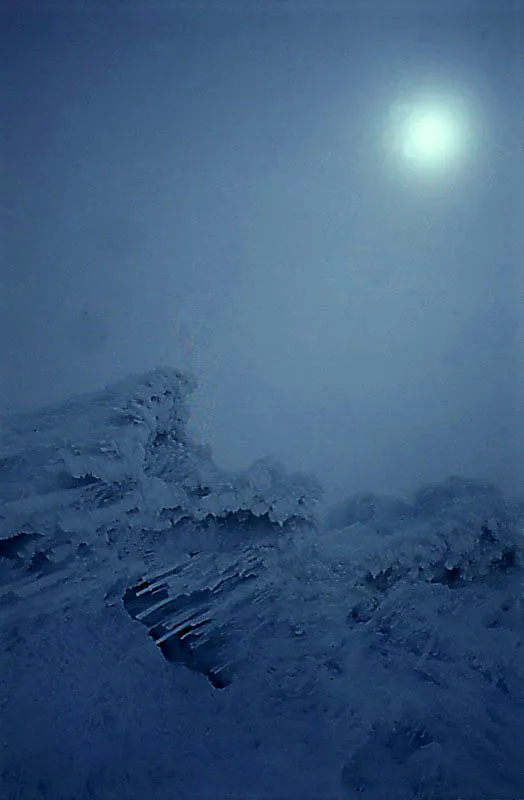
[[2, 0, 522, 504], [2, 1, 523, 793]]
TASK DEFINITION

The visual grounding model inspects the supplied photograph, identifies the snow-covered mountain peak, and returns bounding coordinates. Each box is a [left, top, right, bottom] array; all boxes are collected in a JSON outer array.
[[1, 369, 523, 800], [0, 368, 322, 546]]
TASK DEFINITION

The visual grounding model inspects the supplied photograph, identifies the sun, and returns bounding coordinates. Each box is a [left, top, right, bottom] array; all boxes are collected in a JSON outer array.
[[403, 108, 458, 162], [385, 92, 471, 178]]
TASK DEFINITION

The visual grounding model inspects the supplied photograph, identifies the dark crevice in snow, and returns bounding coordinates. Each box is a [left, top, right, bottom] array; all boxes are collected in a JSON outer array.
[[0, 531, 42, 560], [27, 550, 56, 575], [152, 622, 230, 690], [123, 580, 232, 689], [58, 472, 100, 489], [430, 564, 463, 587]]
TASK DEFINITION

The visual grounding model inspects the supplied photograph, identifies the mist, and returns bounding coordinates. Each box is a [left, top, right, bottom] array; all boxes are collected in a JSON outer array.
[[2, 0, 522, 505]]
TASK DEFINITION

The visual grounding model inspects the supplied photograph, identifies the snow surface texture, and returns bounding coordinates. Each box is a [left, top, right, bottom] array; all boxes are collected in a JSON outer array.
[[1, 367, 523, 800]]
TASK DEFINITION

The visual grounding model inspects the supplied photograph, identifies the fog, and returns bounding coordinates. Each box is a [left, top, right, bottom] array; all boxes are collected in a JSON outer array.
[[2, 0, 522, 504]]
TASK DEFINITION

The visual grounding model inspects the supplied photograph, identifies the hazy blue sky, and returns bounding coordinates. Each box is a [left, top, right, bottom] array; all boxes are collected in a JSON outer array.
[[2, 0, 522, 502]]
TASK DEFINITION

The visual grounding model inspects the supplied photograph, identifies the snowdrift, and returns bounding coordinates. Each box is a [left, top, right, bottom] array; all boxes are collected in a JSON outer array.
[[1, 368, 523, 800]]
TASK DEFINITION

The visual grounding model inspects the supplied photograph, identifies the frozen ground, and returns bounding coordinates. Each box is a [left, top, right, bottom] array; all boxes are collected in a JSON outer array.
[[1, 368, 523, 800]]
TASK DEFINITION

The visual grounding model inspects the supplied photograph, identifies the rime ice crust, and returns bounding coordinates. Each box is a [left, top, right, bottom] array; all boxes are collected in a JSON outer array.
[[0, 367, 322, 538], [1, 370, 523, 800]]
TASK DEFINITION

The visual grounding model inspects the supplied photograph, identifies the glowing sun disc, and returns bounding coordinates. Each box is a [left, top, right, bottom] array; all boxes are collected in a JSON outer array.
[[386, 93, 470, 175], [403, 108, 457, 161]]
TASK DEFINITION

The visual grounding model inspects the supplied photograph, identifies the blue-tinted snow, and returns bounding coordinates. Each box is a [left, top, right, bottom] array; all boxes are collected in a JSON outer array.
[[1, 369, 523, 799]]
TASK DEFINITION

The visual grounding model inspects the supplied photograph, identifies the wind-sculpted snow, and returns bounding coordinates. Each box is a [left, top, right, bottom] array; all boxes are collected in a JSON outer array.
[[0, 368, 322, 539], [117, 477, 524, 798], [316, 480, 524, 799], [1, 370, 523, 799]]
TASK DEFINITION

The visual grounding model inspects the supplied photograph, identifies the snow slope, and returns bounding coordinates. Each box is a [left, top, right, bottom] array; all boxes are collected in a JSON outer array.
[[1, 368, 523, 799]]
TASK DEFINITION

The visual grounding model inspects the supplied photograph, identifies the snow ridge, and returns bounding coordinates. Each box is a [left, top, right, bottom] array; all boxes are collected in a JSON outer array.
[[1, 369, 524, 800], [0, 367, 322, 544]]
